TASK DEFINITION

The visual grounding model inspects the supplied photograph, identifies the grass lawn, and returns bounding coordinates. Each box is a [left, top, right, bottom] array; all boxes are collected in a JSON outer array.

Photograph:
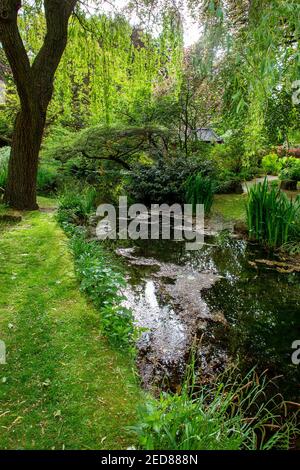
[[0, 198, 141, 450], [212, 194, 247, 221]]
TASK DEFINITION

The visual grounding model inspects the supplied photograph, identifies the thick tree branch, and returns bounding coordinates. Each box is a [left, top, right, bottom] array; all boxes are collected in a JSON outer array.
[[32, 0, 78, 110], [0, 0, 32, 107], [81, 150, 132, 170]]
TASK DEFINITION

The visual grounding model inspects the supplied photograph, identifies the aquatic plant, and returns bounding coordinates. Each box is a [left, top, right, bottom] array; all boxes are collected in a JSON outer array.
[[246, 178, 300, 248], [132, 365, 299, 450], [185, 173, 215, 215]]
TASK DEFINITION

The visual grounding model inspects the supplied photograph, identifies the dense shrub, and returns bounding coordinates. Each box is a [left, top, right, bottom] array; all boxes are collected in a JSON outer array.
[[246, 178, 300, 248], [209, 134, 244, 174], [261, 153, 282, 175], [279, 157, 300, 182], [37, 164, 59, 194], [57, 186, 97, 226], [126, 157, 216, 206]]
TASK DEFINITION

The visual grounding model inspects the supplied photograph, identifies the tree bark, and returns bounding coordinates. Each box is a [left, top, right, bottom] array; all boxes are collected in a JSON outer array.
[[0, 0, 78, 210], [4, 108, 46, 209]]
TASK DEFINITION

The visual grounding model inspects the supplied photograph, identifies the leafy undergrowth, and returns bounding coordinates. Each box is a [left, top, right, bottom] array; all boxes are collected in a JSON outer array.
[[56, 189, 138, 351], [0, 199, 141, 450]]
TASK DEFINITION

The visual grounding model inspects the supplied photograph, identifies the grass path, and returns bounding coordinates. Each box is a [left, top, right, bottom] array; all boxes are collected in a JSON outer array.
[[0, 200, 141, 450]]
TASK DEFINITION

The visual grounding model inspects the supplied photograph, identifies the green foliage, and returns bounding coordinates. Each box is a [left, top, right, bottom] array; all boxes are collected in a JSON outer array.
[[261, 153, 282, 175], [0, 146, 10, 190], [14, 13, 183, 129], [185, 173, 215, 214], [246, 179, 300, 248], [126, 157, 216, 206], [0, 112, 13, 139], [36, 164, 58, 194], [265, 89, 300, 145], [0, 146, 58, 194], [43, 125, 169, 177], [56, 186, 97, 226], [69, 233, 137, 351], [209, 133, 244, 174], [133, 366, 298, 450], [204, 1, 300, 167], [57, 188, 137, 351], [279, 157, 300, 182]]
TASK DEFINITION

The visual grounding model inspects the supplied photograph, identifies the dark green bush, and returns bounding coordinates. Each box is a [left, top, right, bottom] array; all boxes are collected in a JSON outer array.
[[126, 157, 217, 205]]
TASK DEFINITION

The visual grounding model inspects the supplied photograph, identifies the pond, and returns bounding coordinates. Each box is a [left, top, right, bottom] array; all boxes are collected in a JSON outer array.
[[112, 231, 300, 401]]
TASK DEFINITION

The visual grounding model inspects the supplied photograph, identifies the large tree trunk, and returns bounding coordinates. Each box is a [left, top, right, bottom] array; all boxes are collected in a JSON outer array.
[[4, 108, 45, 210], [0, 0, 78, 210]]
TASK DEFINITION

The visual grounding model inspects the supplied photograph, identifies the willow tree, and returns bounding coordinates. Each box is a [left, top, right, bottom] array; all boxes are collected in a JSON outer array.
[[196, 0, 300, 165], [0, 0, 78, 209]]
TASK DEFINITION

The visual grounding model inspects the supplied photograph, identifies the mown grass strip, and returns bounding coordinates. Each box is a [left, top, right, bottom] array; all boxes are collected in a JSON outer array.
[[0, 202, 141, 450]]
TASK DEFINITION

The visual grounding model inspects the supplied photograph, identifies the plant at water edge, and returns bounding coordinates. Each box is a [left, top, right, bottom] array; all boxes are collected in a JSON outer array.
[[185, 173, 215, 215], [56, 186, 97, 227], [71, 233, 137, 351], [132, 367, 299, 450], [246, 178, 300, 248], [57, 196, 137, 352]]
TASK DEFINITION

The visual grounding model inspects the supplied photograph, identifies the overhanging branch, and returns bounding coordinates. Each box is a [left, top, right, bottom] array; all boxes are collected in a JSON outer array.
[[81, 150, 132, 171]]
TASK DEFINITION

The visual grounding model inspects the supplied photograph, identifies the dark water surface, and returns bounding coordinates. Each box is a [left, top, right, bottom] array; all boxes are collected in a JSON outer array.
[[112, 233, 300, 399]]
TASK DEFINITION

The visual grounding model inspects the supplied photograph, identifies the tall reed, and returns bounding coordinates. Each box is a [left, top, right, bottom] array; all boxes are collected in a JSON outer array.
[[246, 178, 300, 248], [185, 173, 215, 215], [132, 366, 299, 450]]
